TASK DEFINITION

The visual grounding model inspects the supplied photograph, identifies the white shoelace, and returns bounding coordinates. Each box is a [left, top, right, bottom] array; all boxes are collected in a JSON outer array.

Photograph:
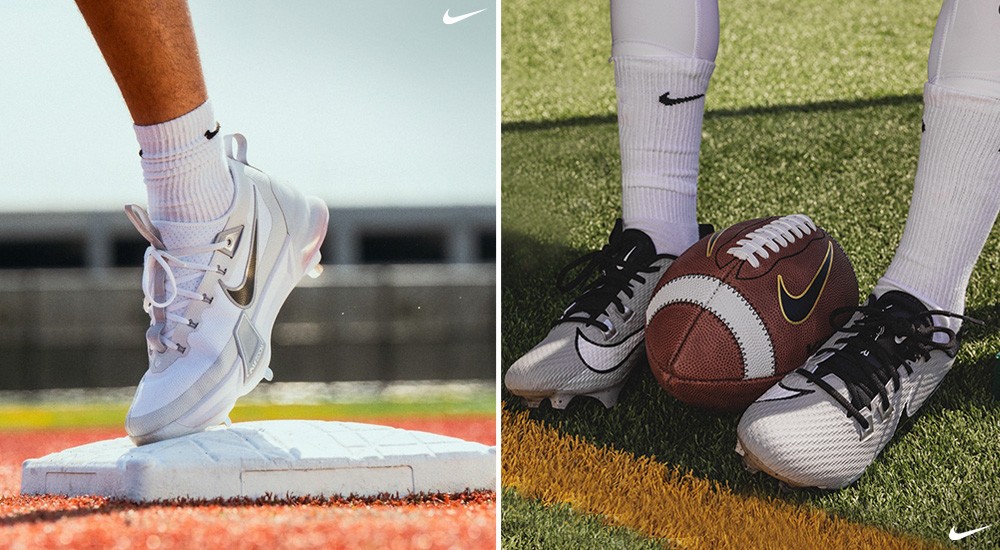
[[142, 241, 227, 353], [726, 214, 816, 268]]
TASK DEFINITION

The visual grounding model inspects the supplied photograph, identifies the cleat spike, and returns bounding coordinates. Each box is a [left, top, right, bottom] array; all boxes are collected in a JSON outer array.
[[262, 367, 274, 382], [549, 395, 574, 410], [523, 398, 543, 408], [307, 262, 323, 278]]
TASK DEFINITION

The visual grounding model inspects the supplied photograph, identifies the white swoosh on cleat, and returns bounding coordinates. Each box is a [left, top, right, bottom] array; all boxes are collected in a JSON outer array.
[[575, 328, 644, 373], [949, 525, 990, 541], [443, 8, 487, 24]]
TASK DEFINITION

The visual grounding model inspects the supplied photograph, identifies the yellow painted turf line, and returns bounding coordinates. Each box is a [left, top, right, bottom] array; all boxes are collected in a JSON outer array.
[[502, 409, 943, 549]]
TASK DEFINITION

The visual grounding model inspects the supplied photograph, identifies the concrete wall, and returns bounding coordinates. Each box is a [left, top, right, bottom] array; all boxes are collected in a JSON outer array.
[[0, 265, 495, 390], [0, 206, 495, 268]]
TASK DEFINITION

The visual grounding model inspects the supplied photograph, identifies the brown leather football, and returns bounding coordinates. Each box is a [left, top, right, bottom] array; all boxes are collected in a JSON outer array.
[[644, 215, 859, 412]]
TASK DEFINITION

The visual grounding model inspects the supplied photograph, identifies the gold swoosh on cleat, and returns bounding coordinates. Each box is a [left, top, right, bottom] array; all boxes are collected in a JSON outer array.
[[777, 241, 833, 325], [221, 200, 258, 308]]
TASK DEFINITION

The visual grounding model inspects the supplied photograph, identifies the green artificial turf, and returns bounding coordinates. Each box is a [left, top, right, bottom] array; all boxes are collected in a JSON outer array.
[[501, 0, 1000, 547], [502, 0, 939, 123], [501, 488, 670, 549]]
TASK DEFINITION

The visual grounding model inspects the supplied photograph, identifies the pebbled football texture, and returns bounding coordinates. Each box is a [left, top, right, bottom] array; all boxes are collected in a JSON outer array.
[[645, 215, 859, 412]]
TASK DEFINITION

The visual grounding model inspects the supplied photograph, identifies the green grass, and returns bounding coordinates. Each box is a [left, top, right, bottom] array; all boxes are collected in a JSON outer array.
[[501, 488, 669, 549], [502, 0, 1000, 547], [502, 0, 939, 123], [0, 394, 496, 430]]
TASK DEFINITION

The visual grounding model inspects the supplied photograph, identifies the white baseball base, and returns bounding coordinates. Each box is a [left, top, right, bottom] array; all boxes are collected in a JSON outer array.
[[20, 420, 495, 502]]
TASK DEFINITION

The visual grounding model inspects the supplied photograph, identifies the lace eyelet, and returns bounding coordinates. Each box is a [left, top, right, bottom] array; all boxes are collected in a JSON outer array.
[[858, 412, 874, 441], [176, 343, 187, 354], [620, 305, 633, 322], [601, 319, 617, 339], [188, 319, 199, 329], [218, 266, 227, 275], [879, 401, 894, 420]]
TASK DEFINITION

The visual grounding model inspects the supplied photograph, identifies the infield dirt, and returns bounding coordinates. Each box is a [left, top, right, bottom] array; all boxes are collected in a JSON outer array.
[[1, 417, 495, 550]]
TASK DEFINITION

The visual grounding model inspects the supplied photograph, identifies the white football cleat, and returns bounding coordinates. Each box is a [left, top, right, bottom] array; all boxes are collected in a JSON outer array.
[[736, 289, 977, 489], [125, 134, 328, 445], [505, 219, 690, 409]]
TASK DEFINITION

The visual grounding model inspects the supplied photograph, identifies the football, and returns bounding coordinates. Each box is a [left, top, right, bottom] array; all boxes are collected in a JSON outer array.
[[644, 214, 859, 412]]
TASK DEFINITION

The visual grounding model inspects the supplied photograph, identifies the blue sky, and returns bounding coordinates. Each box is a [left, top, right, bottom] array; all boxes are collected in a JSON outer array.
[[0, 1, 496, 212]]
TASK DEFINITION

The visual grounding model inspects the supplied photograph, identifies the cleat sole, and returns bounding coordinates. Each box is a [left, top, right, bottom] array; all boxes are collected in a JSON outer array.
[[511, 381, 627, 411], [585, 384, 624, 409], [549, 394, 574, 410], [735, 440, 760, 473]]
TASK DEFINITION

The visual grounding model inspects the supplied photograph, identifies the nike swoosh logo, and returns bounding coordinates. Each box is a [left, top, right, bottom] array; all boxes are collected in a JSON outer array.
[[949, 525, 991, 540], [443, 8, 486, 24], [221, 202, 257, 308], [575, 328, 644, 373], [778, 241, 833, 325], [204, 122, 220, 140], [658, 92, 705, 106]]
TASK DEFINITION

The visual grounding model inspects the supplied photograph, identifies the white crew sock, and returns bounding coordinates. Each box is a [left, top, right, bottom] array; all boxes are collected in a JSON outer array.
[[134, 100, 235, 224], [613, 56, 714, 256], [878, 83, 1000, 330]]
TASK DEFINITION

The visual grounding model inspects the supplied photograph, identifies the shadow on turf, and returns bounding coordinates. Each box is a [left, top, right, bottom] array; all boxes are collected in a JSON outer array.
[[502, 227, 1000, 503], [502, 93, 922, 133]]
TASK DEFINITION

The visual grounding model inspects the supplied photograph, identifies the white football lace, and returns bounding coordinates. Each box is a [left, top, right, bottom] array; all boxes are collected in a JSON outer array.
[[142, 241, 227, 352], [726, 214, 817, 268]]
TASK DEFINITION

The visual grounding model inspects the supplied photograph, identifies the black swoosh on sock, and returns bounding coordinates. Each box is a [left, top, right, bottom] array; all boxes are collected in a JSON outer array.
[[205, 122, 221, 140], [659, 92, 705, 106]]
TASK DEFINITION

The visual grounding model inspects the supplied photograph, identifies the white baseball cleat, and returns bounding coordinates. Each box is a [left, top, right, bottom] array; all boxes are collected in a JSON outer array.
[[125, 134, 328, 445]]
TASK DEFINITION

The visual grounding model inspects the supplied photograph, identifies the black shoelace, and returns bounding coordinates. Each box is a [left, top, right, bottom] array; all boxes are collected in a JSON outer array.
[[798, 303, 981, 432], [553, 220, 670, 331]]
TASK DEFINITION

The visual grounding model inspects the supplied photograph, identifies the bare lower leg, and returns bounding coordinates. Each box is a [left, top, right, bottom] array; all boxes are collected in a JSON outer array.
[[76, 0, 207, 125]]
